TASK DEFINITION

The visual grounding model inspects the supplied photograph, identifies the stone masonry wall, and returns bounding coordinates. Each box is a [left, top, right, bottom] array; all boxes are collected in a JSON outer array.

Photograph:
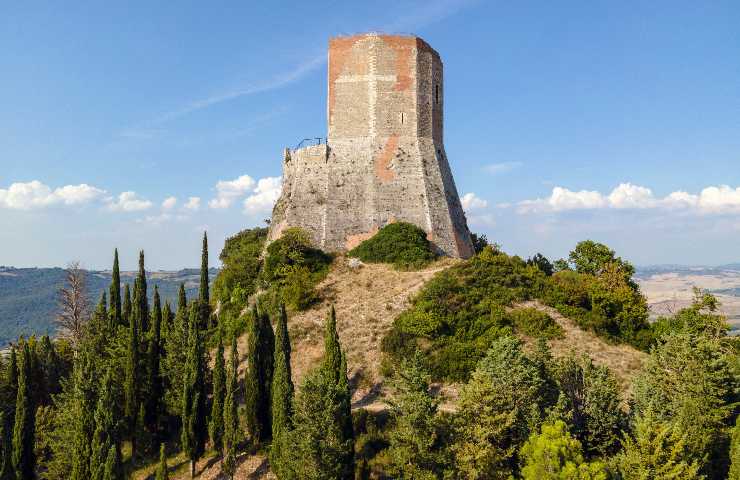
[[268, 33, 474, 258]]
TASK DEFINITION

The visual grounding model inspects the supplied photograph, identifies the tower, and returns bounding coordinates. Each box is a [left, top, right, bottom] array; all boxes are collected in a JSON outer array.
[[268, 33, 474, 258]]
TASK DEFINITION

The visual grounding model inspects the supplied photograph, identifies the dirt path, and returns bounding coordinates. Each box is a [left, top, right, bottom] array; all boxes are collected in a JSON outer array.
[[517, 300, 647, 391]]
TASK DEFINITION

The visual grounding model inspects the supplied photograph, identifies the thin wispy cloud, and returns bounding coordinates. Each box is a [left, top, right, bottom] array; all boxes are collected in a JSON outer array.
[[382, 0, 482, 34], [484, 161, 523, 175]]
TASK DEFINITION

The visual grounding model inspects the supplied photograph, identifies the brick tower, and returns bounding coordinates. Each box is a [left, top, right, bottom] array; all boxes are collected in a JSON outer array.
[[268, 33, 474, 258]]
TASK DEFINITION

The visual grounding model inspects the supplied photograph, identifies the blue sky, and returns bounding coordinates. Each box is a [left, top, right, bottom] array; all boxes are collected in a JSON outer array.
[[1, 1, 739, 269]]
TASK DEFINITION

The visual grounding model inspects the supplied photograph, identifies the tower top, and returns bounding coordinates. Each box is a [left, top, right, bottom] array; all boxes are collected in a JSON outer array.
[[328, 32, 444, 142]]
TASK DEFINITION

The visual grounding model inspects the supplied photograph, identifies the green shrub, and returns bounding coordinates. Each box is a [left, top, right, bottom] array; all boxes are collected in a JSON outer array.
[[348, 222, 437, 270], [260, 227, 332, 311], [212, 227, 268, 307], [509, 307, 564, 339]]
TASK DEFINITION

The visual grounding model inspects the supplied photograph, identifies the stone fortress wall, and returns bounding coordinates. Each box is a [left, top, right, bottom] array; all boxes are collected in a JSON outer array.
[[268, 33, 474, 258]]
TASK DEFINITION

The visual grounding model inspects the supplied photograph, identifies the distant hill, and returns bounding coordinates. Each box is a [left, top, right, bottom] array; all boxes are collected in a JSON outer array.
[[0, 266, 218, 347]]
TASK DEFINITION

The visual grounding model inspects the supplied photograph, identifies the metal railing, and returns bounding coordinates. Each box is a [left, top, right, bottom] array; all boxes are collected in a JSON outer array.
[[293, 137, 326, 150]]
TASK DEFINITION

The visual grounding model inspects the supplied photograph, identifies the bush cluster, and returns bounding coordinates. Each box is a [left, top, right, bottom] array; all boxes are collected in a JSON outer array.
[[383, 241, 654, 381], [348, 222, 437, 270]]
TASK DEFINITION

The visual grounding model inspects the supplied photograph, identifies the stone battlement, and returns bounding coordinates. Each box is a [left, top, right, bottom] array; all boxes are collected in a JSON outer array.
[[268, 33, 474, 258]]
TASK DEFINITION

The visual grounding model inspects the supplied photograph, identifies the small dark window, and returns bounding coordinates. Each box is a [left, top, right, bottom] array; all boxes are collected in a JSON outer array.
[[435, 84, 439, 104], [400, 112, 405, 124]]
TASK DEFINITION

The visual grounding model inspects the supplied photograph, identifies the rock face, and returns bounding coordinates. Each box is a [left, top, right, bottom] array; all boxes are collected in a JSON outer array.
[[269, 33, 474, 258]]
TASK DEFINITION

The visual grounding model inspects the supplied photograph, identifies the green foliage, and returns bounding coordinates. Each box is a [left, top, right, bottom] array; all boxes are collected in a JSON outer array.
[[102, 445, 122, 480], [145, 285, 164, 435], [553, 355, 626, 458], [470, 232, 489, 254], [287, 368, 354, 480], [109, 249, 122, 329], [652, 288, 729, 339], [123, 299, 139, 449], [520, 420, 608, 480], [12, 342, 35, 480], [223, 334, 240, 479], [383, 247, 548, 380], [244, 307, 274, 443], [729, 416, 740, 480], [209, 325, 226, 453], [156, 443, 169, 480], [568, 240, 635, 280], [632, 332, 739, 478], [509, 307, 564, 339], [180, 303, 208, 473], [162, 285, 188, 417], [261, 228, 332, 311], [212, 227, 268, 308], [527, 253, 554, 276], [381, 352, 446, 479], [616, 412, 702, 480], [347, 222, 438, 270], [270, 305, 295, 479], [89, 368, 122, 480], [450, 337, 545, 478]]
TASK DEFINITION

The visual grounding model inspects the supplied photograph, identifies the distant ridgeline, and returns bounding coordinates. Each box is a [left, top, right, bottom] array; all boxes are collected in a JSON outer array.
[[0, 266, 218, 347]]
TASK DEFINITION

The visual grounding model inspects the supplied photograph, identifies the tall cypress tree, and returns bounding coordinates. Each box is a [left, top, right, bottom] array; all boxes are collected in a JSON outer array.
[[163, 285, 188, 417], [69, 347, 98, 480], [12, 342, 35, 480], [122, 284, 132, 327], [270, 304, 295, 479], [156, 443, 169, 480], [321, 306, 354, 478], [181, 303, 207, 478], [209, 325, 226, 453], [199, 232, 211, 329], [245, 307, 274, 443], [223, 334, 239, 480], [145, 285, 163, 433], [124, 299, 139, 457], [2, 346, 18, 479], [101, 444, 122, 480], [109, 249, 122, 328], [89, 368, 121, 480], [133, 251, 149, 337], [0, 412, 8, 480]]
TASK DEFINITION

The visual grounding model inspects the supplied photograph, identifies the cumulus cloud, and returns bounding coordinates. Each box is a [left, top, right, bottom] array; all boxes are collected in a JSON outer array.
[[461, 192, 488, 210], [105, 191, 153, 212], [0, 181, 105, 210], [518, 183, 740, 215], [184, 197, 201, 211], [209, 175, 256, 209], [461, 192, 495, 227], [243, 177, 282, 215], [161, 196, 177, 210], [484, 161, 523, 175]]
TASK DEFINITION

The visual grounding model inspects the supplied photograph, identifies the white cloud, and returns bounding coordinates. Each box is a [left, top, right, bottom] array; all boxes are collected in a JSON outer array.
[[461, 192, 488, 210], [484, 161, 523, 175], [184, 197, 201, 211], [161, 196, 177, 210], [105, 191, 153, 212], [518, 183, 740, 215], [243, 177, 282, 215], [0, 181, 105, 210], [209, 175, 256, 209], [607, 183, 656, 209]]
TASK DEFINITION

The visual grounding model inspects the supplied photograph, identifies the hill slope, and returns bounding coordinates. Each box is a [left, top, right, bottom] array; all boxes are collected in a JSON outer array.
[[150, 256, 647, 479]]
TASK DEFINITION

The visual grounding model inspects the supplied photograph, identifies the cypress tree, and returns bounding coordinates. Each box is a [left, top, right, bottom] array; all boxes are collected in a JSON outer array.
[[181, 303, 207, 478], [145, 285, 164, 433], [245, 307, 274, 443], [124, 299, 139, 457], [223, 334, 240, 480], [163, 285, 188, 417], [101, 444, 122, 480], [199, 232, 211, 329], [209, 325, 226, 453], [38, 335, 62, 401], [89, 369, 121, 480], [12, 342, 35, 480], [0, 412, 8, 480], [156, 443, 169, 480], [109, 248, 122, 328], [270, 304, 295, 479], [133, 251, 149, 337], [122, 284, 131, 327], [0, 348, 16, 480], [730, 416, 740, 480], [69, 348, 98, 480], [320, 306, 354, 477], [160, 301, 173, 352]]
